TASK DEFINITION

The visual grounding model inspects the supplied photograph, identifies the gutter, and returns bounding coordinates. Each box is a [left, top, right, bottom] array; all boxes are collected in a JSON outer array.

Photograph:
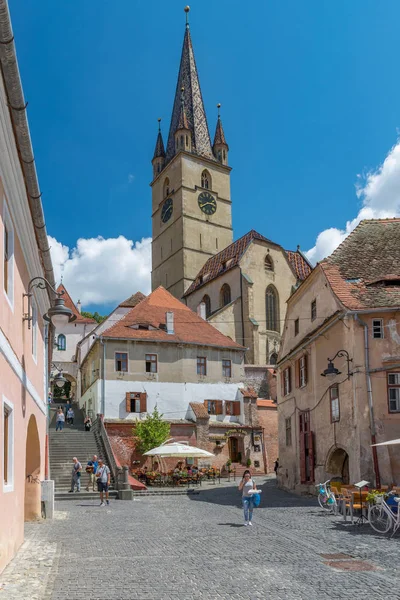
[[0, 1, 55, 291], [354, 314, 381, 488]]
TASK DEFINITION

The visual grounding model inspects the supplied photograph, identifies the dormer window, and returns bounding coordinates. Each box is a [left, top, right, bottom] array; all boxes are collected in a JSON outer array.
[[201, 170, 211, 190]]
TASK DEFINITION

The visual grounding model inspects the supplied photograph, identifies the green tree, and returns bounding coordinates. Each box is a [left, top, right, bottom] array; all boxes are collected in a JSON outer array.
[[133, 407, 170, 454], [81, 310, 106, 324]]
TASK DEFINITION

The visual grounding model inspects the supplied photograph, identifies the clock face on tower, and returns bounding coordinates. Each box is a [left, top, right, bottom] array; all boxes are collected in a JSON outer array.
[[161, 197, 173, 223], [198, 191, 217, 215]]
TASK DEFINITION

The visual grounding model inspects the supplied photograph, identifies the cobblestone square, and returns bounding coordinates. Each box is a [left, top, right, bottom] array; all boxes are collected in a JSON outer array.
[[1, 478, 400, 600]]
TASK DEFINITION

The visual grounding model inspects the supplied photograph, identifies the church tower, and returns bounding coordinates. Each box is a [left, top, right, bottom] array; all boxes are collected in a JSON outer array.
[[151, 7, 233, 299]]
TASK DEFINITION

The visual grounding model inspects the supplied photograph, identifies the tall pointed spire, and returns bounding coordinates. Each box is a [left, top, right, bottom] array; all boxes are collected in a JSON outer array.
[[165, 7, 213, 162]]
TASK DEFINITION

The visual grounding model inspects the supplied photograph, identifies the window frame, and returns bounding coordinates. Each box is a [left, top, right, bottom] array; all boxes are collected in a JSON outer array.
[[285, 416, 292, 446], [197, 356, 207, 376], [330, 384, 340, 423], [266, 285, 279, 332], [388, 372, 400, 413], [311, 299, 317, 322], [283, 366, 291, 396], [115, 351, 128, 373], [201, 170, 211, 190], [3, 200, 14, 310], [220, 283, 231, 307], [222, 359, 232, 378], [145, 353, 158, 374], [207, 400, 217, 415], [202, 294, 211, 318], [372, 318, 384, 339], [299, 355, 307, 388], [264, 255, 274, 272], [3, 396, 14, 493], [57, 333, 66, 352]]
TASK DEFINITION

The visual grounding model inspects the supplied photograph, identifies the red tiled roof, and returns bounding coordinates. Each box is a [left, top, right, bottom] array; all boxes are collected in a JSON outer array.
[[101, 286, 244, 350], [57, 285, 96, 324], [183, 230, 311, 297], [257, 399, 277, 409], [189, 402, 210, 419], [286, 250, 312, 281], [239, 387, 258, 399], [118, 291, 146, 308], [321, 219, 400, 310]]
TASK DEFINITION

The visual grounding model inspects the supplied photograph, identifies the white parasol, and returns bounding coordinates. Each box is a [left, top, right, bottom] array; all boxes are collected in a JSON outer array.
[[371, 439, 400, 447], [144, 439, 215, 458]]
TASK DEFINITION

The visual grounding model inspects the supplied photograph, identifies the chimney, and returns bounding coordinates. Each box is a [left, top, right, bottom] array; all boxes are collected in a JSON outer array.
[[166, 311, 174, 335], [77, 300, 82, 314], [197, 302, 206, 320]]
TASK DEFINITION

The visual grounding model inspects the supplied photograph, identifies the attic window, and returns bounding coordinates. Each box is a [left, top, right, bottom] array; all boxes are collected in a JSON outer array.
[[131, 323, 154, 330], [346, 278, 361, 284]]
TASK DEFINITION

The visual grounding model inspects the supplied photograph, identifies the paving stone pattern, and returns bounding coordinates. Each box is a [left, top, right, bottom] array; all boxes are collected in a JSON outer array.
[[1, 478, 400, 599]]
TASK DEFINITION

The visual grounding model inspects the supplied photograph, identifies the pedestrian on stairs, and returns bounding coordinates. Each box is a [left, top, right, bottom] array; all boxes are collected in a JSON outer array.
[[85, 455, 98, 491], [96, 458, 111, 506], [69, 457, 82, 493], [67, 407, 74, 425], [55, 409, 65, 432]]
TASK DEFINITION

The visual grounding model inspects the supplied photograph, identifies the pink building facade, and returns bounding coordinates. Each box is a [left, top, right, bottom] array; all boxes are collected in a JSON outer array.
[[0, 1, 54, 573]]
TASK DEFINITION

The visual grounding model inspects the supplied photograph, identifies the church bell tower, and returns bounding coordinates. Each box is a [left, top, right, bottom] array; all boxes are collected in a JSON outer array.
[[150, 6, 233, 300]]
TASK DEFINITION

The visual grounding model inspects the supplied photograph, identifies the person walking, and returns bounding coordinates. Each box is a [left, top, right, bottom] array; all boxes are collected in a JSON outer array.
[[55, 408, 65, 432], [84, 415, 92, 431], [69, 457, 82, 493], [85, 455, 98, 491], [274, 458, 279, 476], [67, 407, 74, 425], [96, 458, 111, 506], [238, 469, 256, 526]]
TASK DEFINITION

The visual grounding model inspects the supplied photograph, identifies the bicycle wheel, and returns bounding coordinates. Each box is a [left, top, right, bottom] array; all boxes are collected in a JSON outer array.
[[369, 505, 392, 534], [318, 493, 331, 510]]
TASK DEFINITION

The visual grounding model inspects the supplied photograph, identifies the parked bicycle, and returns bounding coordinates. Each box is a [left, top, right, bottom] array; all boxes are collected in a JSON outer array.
[[316, 479, 337, 513], [368, 492, 400, 536]]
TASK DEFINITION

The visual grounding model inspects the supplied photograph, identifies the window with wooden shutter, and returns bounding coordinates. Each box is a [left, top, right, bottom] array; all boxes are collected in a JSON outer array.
[[216, 400, 223, 415], [233, 401, 241, 416], [125, 392, 131, 413], [140, 392, 147, 413]]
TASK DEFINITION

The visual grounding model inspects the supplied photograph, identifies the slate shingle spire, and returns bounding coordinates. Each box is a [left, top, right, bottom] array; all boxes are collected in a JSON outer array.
[[165, 9, 213, 162]]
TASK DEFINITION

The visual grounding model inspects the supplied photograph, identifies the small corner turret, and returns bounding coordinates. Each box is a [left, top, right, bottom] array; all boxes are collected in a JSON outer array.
[[174, 86, 192, 154], [152, 118, 166, 179], [213, 104, 229, 165]]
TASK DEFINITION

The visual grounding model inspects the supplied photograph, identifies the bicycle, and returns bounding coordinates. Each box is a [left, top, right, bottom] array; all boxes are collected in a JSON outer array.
[[316, 479, 337, 513], [368, 492, 400, 536]]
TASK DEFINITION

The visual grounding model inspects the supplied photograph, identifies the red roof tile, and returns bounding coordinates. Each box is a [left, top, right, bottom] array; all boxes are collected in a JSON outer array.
[[57, 285, 96, 324], [189, 402, 210, 419], [239, 387, 258, 399], [101, 286, 244, 350], [183, 230, 312, 297], [321, 219, 400, 310], [257, 399, 277, 409]]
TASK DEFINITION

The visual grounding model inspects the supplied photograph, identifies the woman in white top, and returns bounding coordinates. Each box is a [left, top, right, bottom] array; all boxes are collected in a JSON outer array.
[[238, 469, 256, 526]]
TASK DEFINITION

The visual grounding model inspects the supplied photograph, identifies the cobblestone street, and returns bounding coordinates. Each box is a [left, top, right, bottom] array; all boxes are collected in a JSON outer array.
[[1, 478, 400, 600]]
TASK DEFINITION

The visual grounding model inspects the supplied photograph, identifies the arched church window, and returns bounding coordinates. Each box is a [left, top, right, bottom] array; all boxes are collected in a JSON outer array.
[[220, 283, 231, 307], [223, 149, 226, 161], [186, 135, 188, 147], [265, 255, 274, 272], [180, 135, 184, 149], [201, 170, 211, 190], [163, 177, 170, 198], [266, 285, 279, 332], [202, 295, 211, 318], [57, 333, 66, 351], [269, 352, 278, 366]]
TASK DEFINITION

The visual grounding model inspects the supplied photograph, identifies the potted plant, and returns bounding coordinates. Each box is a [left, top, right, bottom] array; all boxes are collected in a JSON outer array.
[[246, 458, 252, 468], [226, 458, 232, 473], [366, 490, 385, 505]]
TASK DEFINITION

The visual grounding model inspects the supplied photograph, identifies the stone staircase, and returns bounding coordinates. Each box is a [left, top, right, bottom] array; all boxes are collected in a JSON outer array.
[[49, 401, 117, 500], [230, 463, 265, 478]]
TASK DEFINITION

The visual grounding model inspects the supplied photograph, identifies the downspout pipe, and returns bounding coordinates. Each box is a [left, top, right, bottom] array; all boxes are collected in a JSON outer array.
[[355, 314, 381, 488], [0, 1, 55, 290]]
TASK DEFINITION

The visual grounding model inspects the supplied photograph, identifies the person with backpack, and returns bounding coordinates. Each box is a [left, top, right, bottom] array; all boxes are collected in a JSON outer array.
[[69, 457, 82, 493], [238, 469, 256, 526], [96, 458, 111, 506], [85, 455, 98, 491]]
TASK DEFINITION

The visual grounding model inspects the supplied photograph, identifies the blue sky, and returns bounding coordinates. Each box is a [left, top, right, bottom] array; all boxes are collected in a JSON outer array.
[[10, 0, 400, 313]]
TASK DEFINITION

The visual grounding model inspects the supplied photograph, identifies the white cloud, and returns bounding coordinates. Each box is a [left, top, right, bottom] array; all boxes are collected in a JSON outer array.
[[128, 173, 135, 184], [306, 139, 400, 263], [48, 234, 152, 308]]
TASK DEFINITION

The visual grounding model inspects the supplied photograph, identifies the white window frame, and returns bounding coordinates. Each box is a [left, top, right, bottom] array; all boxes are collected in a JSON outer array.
[[330, 385, 340, 423], [2, 396, 14, 493], [388, 373, 400, 413], [372, 318, 384, 339], [283, 367, 291, 396], [145, 353, 158, 374], [3, 200, 14, 311], [32, 297, 38, 363], [299, 356, 307, 388], [115, 351, 128, 373]]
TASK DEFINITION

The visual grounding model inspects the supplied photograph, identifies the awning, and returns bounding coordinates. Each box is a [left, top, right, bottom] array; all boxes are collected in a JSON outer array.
[[144, 440, 214, 458]]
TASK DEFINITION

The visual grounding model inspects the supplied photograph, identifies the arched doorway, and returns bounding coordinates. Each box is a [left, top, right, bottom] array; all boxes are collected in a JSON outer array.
[[325, 447, 349, 484], [25, 414, 41, 521]]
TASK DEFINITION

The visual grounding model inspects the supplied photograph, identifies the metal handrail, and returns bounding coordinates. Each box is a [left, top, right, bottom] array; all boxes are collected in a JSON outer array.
[[93, 415, 119, 489]]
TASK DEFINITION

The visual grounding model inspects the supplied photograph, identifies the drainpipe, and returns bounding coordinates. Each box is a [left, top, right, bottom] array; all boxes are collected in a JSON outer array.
[[261, 426, 268, 474], [355, 314, 381, 488]]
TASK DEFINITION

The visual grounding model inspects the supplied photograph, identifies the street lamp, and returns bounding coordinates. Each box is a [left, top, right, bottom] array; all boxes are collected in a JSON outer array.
[[53, 371, 68, 388], [321, 349, 353, 380], [23, 277, 76, 330]]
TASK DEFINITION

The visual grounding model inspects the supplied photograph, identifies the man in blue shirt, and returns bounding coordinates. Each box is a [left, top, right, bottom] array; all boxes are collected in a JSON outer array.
[[85, 455, 98, 492]]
